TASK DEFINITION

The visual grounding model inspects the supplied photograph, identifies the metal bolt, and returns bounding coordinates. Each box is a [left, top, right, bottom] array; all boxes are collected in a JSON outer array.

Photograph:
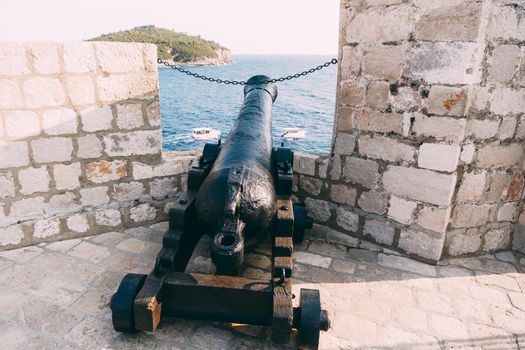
[[280, 205, 289, 211]]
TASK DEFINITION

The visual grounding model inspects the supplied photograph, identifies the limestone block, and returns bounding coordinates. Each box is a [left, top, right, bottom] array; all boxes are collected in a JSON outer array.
[[23, 77, 65, 108], [53, 163, 81, 190], [65, 76, 96, 105], [129, 203, 157, 222], [34, 218, 61, 239], [383, 166, 457, 206], [334, 133, 356, 156], [390, 87, 422, 114], [506, 173, 524, 201], [304, 197, 334, 222], [358, 135, 414, 162], [417, 143, 460, 172], [346, 5, 411, 43], [482, 173, 510, 203], [366, 0, 402, 5], [366, 81, 389, 110], [459, 143, 475, 164], [112, 182, 145, 202], [456, 171, 487, 202], [329, 156, 342, 180], [80, 106, 113, 132], [28, 42, 60, 74], [476, 143, 523, 168], [497, 202, 519, 222], [416, 206, 451, 233], [412, 113, 466, 142], [132, 159, 190, 180], [18, 166, 49, 195], [362, 45, 406, 82], [45, 192, 79, 216], [354, 109, 404, 134], [0, 141, 29, 168], [340, 80, 366, 106], [66, 214, 90, 233], [451, 204, 495, 228], [86, 160, 127, 184], [77, 135, 103, 159], [103, 130, 161, 156], [299, 176, 323, 195], [364, 219, 395, 245], [97, 73, 158, 102], [407, 43, 479, 84], [0, 42, 29, 75], [490, 87, 525, 115], [343, 156, 379, 188], [10, 197, 45, 219], [0, 172, 15, 198], [426, 86, 466, 116], [0, 226, 24, 246], [63, 42, 96, 73], [465, 119, 499, 139], [445, 228, 481, 256], [388, 196, 417, 225], [95, 209, 122, 227], [488, 45, 520, 83], [146, 100, 161, 127], [80, 187, 109, 207], [497, 117, 517, 140], [483, 224, 511, 251], [94, 42, 145, 73], [340, 46, 360, 81], [336, 207, 359, 232], [415, 3, 481, 41], [293, 152, 318, 176], [358, 191, 388, 214], [31, 137, 73, 163], [330, 184, 357, 205], [4, 111, 40, 138], [149, 178, 176, 199], [516, 115, 525, 140], [116, 103, 144, 130], [398, 228, 444, 261], [486, 5, 525, 41], [0, 79, 23, 109], [317, 158, 329, 179], [42, 108, 78, 135]]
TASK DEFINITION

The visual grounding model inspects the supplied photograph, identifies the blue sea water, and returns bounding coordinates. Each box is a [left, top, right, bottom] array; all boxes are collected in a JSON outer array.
[[159, 55, 337, 155]]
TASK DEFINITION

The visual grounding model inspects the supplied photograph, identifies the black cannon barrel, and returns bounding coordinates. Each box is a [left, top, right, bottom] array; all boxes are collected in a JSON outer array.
[[194, 75, 278, 273]]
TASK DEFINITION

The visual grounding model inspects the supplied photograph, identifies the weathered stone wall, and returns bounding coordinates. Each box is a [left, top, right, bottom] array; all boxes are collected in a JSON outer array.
[[293, 0, 525, 262], [0, 42, 195, 250]]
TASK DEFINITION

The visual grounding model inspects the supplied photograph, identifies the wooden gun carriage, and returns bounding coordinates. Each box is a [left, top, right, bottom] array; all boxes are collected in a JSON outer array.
[[111, 75, 330, 349]]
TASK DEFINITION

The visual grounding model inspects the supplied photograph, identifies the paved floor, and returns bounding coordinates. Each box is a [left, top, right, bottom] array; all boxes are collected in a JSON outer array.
[[0, 222, 524, 349]]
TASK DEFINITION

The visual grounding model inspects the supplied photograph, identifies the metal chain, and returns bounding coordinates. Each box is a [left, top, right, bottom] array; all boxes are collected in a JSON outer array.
[[157, 58, 338, 85]]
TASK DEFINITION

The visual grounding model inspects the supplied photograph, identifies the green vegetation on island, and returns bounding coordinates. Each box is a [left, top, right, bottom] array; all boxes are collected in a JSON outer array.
[[88, 25, 232, 64]]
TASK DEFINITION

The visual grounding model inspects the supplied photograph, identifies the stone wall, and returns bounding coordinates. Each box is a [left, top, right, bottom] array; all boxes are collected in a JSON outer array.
[[292, 0, 525, 262], [0, 42, 195, 250]]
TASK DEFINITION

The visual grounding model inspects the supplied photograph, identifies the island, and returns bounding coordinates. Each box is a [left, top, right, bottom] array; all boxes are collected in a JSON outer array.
[[88, 25, 233, 66]]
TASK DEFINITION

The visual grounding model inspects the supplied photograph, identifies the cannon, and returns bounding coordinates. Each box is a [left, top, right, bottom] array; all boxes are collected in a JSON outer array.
[[110, 76, 331, 349]]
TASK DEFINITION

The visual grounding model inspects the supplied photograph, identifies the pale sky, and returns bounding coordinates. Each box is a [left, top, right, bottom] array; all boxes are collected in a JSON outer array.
[[0, 0, 340, 54]]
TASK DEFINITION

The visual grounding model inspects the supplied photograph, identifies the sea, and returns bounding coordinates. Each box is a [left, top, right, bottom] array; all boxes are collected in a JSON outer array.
[[159, 55, 338, 155]]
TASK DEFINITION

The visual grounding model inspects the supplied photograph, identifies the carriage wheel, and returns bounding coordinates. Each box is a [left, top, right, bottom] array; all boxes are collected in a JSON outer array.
[[297, 288, 324, 350], [111, 273, 147, 332]]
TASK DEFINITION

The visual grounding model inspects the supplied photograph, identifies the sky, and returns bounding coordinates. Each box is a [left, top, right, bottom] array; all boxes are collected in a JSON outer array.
[[0, 0, 340, 55]]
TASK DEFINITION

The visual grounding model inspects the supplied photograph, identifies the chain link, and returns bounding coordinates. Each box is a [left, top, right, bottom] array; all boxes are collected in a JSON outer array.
[[157, 58, 338, 85]]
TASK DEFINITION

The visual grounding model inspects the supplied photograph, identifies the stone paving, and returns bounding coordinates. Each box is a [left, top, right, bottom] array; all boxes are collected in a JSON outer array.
[[0, 222, 524, 350]]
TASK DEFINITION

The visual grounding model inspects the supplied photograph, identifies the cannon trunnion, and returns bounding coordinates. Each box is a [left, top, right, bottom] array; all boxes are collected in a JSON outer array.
[[110, 76, 330, 349]]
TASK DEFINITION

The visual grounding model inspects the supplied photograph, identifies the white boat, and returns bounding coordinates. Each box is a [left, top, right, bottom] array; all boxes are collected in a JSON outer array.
[[191, 128, 221, 140], [281, 128, 306, 139]]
